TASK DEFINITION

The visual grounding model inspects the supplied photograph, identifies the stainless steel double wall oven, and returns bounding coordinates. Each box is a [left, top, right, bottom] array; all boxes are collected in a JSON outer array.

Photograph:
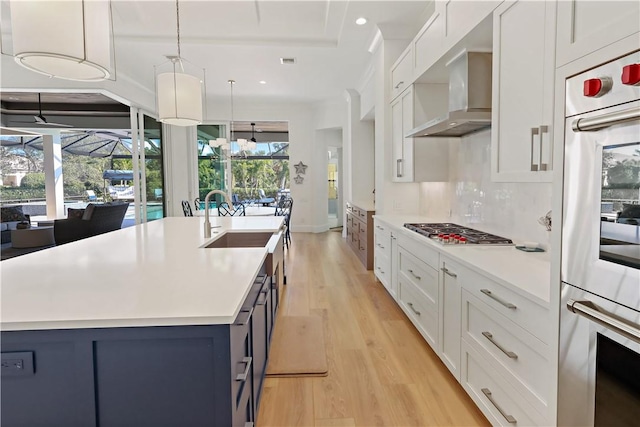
[[559, 50, 640, 426]]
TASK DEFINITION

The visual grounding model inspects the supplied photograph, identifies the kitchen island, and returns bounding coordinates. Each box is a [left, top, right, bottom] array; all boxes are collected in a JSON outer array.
[[1, 216, 285, 427]]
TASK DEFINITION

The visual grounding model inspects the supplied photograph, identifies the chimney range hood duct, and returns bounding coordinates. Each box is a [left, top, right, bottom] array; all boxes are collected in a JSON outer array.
[[407, 52, 492, 138]]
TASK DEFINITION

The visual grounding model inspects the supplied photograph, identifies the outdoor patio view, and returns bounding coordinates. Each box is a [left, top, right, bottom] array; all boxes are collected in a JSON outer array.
[[0, 115, 165, 223], [197, 122, 290, 207]]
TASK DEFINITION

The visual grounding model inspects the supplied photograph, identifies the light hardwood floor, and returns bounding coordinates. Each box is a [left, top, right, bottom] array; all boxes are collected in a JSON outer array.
[[257, 231, 489, 427]]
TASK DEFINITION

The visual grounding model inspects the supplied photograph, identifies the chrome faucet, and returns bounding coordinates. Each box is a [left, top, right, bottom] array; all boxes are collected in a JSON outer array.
[[203, 189, 233, 238]]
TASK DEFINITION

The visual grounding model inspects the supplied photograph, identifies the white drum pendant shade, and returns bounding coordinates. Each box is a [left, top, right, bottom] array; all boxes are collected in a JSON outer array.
[[10, 0, 112, 81], [157, 72, 203, 126]]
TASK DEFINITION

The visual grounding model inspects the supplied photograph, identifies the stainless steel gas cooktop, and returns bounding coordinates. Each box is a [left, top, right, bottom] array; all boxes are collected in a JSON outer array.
[[404, 223, 513, 245]]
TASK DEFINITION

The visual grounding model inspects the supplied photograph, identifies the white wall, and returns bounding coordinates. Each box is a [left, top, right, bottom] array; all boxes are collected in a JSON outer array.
[[419, 129, 553, 247]]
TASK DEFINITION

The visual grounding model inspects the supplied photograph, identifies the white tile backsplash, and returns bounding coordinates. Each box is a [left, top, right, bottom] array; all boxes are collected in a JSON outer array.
[[419, 129, 553, 248]]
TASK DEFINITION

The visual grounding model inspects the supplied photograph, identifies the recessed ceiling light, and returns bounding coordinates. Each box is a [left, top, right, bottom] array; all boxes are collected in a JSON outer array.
[[259, 80, 266, 84], [356, 17, 367, 25]]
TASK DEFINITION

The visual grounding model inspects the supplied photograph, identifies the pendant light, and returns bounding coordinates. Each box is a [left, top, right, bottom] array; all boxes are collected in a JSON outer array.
[[155, 0, 204, 126], [9, 0, 113, 81], [209, 80, 235, 151]]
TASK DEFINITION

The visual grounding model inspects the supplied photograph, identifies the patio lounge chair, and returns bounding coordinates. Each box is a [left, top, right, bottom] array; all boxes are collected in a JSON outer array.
[[257, 189, 275, 206], [53, 202, 129, 245]]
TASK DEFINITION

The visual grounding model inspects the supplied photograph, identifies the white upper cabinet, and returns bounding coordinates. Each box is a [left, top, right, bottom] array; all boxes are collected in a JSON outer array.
[[391, 84, 450, 183], [491, 0, 556, 183], [390, 46, 413, 102], [413, 11, 444, 78], [438, 0, 503, 52], [556, 0, 640, 67]]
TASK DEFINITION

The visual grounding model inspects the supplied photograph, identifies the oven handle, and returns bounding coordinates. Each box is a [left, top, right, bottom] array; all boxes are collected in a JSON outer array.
[[567, 299, 640, 344], [571, 106, 640, 132]]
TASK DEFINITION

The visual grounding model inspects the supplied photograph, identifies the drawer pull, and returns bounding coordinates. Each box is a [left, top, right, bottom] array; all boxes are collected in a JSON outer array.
[[377, 267, 385, 274], [481, 388, 517, 424], [236, 356, 252, 381], [480, 289, 517, 310], [377, 243, 385, 249], [482, 331, 518, 359], [441, 267, 457, 278], [395, 80, 405, 89], [236, 307, 253, 325], [407, 302, 421, 316], [408, 269, 421, 280], [257, 293, 269, 306]]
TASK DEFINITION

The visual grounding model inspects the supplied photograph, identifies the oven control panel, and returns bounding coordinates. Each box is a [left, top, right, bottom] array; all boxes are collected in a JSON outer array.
[[566, 50, 640, 117]]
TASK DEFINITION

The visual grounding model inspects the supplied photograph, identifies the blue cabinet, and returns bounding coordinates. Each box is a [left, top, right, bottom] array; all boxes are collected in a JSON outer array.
[[1, 263, 275, 427]]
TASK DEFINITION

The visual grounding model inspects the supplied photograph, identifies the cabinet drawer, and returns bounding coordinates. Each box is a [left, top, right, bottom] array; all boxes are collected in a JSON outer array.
[[397, 232, 439, 269], [399, 277, 438, 349], [399, 248, 438, 306], [391, 47, 412, 101], [375, 248, 391, 288], [461, 341, 546, 427], [462, 269, 549, 343], [462, 290, 549, 416], [374, 228, 391, 253]]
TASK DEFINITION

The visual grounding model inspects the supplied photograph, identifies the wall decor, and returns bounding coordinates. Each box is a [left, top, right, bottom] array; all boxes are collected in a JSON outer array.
[[294, 161, 308, 175], [294, 175, 304, 184]]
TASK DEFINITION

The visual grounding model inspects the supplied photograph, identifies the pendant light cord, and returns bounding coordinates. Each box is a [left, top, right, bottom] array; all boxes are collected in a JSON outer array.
[[176, 0, 181, 58]]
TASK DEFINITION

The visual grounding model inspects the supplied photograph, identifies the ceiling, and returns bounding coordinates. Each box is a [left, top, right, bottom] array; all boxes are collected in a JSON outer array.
[[111, 0, 429, 103], [1, 1, 430, 123]]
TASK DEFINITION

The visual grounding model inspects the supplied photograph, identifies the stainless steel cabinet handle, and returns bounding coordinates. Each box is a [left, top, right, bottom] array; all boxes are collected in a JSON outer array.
[[396, 159, 403, 177], [408, 269, 421, 280], [236, 356, 252, 381], [235, 307, 253, 325], [572, 106, 640, 132], [407, 302, 421, 316], [530, 127, 540, 171], [441, 267, 457, 278], [482, 331, 518, 359], [481, 388, 517, 424], [567, 299, 640, 344], [480, 289, 517, 310], [377, 243, 385, 249], [538, 125, 548, 171], [394, 81, 404, 89], [377, 267, 385, 274]]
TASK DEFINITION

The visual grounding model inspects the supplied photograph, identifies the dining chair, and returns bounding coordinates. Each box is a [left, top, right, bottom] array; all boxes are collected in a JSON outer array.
[[275, 198, 293, 248], [217, 202, 246, 217], [181, 200, 193, 217]]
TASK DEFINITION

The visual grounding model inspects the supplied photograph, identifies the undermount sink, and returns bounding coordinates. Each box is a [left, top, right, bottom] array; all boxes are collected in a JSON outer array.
[[204, 232, 274, 248]]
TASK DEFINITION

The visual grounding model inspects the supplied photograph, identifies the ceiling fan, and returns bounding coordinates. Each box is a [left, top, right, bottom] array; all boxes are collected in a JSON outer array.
[[12, 93, 73, 127]]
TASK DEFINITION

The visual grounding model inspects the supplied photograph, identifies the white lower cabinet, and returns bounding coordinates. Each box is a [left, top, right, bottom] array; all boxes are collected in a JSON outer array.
[[376, 223, 552, 426], [461, 341, 547, 427], [439, 255, 462, 381], [397, 234, 440, 350], [374, 220, 392, 292], [462, 290, 550, 417]]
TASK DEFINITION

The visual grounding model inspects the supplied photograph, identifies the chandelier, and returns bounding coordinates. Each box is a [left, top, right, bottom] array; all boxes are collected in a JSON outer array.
[[209, 80, 257, 155]]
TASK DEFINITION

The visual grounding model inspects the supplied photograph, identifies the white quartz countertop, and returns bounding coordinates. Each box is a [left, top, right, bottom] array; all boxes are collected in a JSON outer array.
[[374, 215, 551, 306], [1, 216, 284, 331]]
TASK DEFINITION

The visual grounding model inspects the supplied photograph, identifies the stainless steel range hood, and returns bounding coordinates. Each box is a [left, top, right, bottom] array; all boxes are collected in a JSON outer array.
[[407, 52, 492, 138]]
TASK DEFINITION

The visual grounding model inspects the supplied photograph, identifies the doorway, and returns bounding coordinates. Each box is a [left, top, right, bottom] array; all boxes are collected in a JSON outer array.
[[328, 146, 342, 229]]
